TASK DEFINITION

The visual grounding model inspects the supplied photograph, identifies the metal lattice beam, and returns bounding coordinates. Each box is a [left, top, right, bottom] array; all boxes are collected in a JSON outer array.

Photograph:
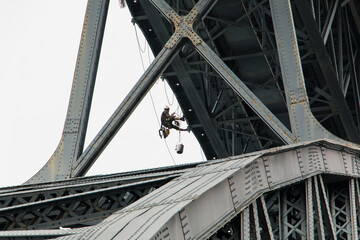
[[0, 165, 195, 230]]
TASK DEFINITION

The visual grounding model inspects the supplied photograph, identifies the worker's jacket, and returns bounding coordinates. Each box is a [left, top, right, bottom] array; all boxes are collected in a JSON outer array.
[[161, 111, 174, 128]]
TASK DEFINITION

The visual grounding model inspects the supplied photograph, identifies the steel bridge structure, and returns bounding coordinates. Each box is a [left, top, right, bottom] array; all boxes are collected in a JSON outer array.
[[1, 0, 360, 239]]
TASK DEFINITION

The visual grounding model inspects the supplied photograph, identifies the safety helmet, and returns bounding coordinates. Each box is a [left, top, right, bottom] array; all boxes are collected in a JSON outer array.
[[164, 105, 170, 110]]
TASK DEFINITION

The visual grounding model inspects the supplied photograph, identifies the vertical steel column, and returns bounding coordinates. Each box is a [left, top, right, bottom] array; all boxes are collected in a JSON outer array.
[[314, 176, 326, 240], [349, 179, 358, 239], [252, 201, 261, 239], [269, 0, 344, 143], [278, 191, 282, 239], [306, 178, 314, 239], [26, 0, 110, 183], [241, 207, 250, 240]]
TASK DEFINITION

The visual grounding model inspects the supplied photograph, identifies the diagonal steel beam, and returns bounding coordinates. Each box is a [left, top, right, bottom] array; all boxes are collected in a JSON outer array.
[[74, 0, 229, 177], [261, 195, 275, 240], [147, 0, 295, 144], [141, 0, 229, 158], [321, 0, 339, 44], [150, 2, 296, 145], [195, 42, 295, 144], [318, 175, 337, 239], [27, 0, 217, 183], [313, 176, 325, 240], [72, 45, 180, 177]]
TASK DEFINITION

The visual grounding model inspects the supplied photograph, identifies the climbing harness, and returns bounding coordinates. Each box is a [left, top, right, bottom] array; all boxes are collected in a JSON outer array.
[[159, 115, 185, 154], [159, 126, 170, 139], [133, 22, 177, 164], [159, 114, 180, 139]]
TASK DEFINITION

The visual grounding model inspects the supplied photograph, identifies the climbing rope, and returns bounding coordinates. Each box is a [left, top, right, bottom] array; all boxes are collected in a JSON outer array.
[[134, 24, 147, 54], [175, 103, 181, 116], [163, 81, 175, 106], [133, 23, 177, 165]]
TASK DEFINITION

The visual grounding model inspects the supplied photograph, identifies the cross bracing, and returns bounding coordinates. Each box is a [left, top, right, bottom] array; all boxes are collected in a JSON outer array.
[[23, 0, 360, 183], [1, 0, 360, 239], [0, 164, 199, 231]]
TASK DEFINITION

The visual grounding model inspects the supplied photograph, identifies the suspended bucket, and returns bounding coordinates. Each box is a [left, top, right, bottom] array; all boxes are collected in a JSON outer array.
[[176, 143, 184, 154]]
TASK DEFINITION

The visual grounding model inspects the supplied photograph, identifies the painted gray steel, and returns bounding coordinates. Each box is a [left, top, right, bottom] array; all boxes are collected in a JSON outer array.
[[51, 139, 360, 239], [2, 0, 360, 238], [0, 164, 199, 231], [27, 0, 360, 182], [26, 0, 110, 184]]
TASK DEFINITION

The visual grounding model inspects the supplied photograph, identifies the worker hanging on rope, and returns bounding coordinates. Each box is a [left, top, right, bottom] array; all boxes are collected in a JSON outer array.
[[159, 105, 190, 138]]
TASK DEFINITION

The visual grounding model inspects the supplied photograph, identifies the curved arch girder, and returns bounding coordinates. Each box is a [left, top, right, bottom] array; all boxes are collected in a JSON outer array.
[[57, 139, 360, 239]]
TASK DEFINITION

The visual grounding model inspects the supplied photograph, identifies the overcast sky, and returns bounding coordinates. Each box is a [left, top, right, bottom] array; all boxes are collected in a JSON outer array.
[[0, 0, 204, 187]]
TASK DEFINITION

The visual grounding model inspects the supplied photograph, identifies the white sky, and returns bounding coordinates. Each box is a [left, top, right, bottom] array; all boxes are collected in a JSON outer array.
[[0, 0, 205, 187]]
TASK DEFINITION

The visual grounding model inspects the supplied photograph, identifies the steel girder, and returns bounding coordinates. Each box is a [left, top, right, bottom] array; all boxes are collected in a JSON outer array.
[[270, 0, 342, 143], [3, 140, 360, 239], [208, 176, 358, 240], [26, 0, 110, 184], [25, 139, 357, 239]]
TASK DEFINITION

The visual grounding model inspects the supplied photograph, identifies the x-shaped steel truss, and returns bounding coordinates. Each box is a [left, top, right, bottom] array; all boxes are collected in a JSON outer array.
[[72, 0, 297, 177], [155, 0, 295, 142], [27, 0, 360, 183]]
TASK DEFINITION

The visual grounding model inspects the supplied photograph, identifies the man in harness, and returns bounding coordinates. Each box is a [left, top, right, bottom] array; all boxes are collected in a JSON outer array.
[[159, 105, 189, 138]]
